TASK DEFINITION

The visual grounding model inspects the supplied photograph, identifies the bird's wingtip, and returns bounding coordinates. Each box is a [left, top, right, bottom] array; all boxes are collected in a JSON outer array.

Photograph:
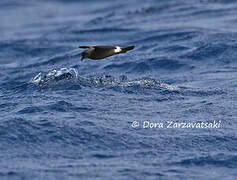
[[79, 46, 91, 49]]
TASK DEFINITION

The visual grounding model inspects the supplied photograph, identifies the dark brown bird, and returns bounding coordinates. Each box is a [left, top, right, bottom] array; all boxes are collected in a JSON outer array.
[[79, 45, 135, 62]]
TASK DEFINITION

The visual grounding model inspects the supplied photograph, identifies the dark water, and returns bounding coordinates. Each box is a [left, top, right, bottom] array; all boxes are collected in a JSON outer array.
[[1, 0, 237, 179]]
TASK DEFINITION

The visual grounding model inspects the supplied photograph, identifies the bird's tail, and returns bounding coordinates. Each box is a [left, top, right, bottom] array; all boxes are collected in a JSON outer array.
[[121, 46, 135, 53]]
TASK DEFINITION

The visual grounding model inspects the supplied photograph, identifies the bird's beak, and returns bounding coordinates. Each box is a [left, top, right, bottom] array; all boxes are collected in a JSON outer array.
[[81, 56, 84, 62]]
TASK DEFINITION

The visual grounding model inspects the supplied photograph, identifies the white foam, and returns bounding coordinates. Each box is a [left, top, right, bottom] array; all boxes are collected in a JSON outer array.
[[31, 67, 79, 86]]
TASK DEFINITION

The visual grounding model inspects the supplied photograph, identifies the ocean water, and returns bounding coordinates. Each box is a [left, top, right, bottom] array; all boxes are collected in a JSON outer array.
[[1, 0, 237, 179]]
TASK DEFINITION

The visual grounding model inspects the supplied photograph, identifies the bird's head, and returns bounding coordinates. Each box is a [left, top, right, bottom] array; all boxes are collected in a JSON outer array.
[[81, 50, 90, 62]]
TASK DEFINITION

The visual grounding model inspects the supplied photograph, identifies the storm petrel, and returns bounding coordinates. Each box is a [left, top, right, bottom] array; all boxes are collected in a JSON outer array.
[[79, 45, 135, 61]]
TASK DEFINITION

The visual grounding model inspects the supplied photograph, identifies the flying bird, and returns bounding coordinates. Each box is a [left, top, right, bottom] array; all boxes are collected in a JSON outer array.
[[79, 45, 135, 62]]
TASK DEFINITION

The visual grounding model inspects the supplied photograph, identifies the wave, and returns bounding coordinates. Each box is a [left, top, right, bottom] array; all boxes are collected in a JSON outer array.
[[133, 30, 201, 44], [174, 153, 237, 168], [30, 67, 180, 91], [103, 57, 190, 74], [26, 67, 225, 97], [17, 100, 93, 114]]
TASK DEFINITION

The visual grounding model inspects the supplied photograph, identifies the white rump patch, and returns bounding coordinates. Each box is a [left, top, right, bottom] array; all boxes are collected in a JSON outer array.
[[114, 46, 122, 53]]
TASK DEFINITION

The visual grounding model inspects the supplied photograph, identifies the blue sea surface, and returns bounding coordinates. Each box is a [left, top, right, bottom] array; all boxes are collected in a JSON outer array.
[[1, 0, 237, 179]]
